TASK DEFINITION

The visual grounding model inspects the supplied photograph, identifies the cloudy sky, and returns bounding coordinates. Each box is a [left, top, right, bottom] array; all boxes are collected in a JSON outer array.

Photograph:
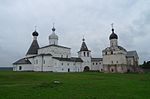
[[0, 0, 150, 66]]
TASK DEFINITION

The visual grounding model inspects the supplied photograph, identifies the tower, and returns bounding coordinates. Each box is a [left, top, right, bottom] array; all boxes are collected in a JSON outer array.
[[109, 24, 118, 47], [102, 24, 127, 73], [49, 25, 58, 45], [78, 37, 91, 71], [26, 28, 39, 57]]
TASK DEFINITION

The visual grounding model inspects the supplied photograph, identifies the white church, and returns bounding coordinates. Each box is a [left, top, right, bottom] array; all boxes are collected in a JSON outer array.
[[13, 25, 139, 73]]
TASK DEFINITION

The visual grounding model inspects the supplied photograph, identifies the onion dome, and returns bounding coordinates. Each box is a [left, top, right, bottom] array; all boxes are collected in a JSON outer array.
[[49, 27, 58, 40], [109, 28, 118, 40], [52, 26, 56, 31], [32, 30, 39, 36]]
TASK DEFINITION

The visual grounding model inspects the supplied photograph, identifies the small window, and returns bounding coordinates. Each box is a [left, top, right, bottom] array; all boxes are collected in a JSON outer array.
[[105, 52, 107, 55], [66, 55, 68, 58], [93, 63, 94, 65], [96, 63, 98, 65], [87, 52, 89, 57], [61, 63, 63, 66], [61, 55, 63, 58], [67, 63, 69, 66], [73, 63, 76, 65], [111, 61, 113, 64], [116, 61, 118, 64], [99, 63, 101, 65], [36, 60, 38, 64], [43, 60, 45, 64]]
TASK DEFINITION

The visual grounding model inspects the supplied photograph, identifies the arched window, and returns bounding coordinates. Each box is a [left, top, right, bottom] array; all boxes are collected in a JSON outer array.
[[105, 52, 107, 55]]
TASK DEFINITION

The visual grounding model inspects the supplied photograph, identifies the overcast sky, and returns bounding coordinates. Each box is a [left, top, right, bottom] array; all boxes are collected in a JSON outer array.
[[0, 0, 150, 66]]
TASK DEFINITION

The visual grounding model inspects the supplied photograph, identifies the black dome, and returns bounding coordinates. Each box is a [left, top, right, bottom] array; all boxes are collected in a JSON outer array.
[[109, 29, 118, 40], [32, 31, 39, 36], [52, 27, 56, 32]]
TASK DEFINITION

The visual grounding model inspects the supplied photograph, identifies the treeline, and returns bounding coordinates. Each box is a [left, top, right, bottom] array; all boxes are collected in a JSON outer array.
[[140, 61, 150, 69]]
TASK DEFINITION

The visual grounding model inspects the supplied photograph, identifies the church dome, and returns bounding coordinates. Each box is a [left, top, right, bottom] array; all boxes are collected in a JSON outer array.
[[49, 33, 58, 39], [32, 31, 39, 36], [109, 29, 118, 40], [49, 27, 58, 40]]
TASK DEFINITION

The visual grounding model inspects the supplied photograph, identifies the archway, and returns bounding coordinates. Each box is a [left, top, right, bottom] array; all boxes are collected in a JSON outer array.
[[84, 66, 90, 71]]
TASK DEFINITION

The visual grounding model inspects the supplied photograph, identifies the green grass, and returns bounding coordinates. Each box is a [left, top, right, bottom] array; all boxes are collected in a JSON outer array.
[[0, 71, 150, 99]]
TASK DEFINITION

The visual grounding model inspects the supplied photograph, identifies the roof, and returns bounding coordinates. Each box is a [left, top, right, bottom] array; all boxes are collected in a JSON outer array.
[[39, 44, 70, 49], [26, 40, 39, 55], [103, 46, 127, 52], [126, 51, 138, 58], [37, 53, 52, 56], [13, 58, 31, 65], [53, 57, 83, 62], [109, 33, 118, 40], [32, 30, 39, 36], [118, 46, 127, 52], [109, 28, 118, 40], [91, 58, 103, 62], [79, 41, 89, 51], [49, 32, 58, 39]]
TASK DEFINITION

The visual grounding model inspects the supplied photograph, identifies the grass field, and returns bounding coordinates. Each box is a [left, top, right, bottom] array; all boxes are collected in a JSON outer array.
[[0, 71, 150, 99]]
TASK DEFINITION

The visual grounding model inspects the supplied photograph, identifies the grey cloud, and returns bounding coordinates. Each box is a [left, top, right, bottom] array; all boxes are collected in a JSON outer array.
[[0, 0, 149, 66]]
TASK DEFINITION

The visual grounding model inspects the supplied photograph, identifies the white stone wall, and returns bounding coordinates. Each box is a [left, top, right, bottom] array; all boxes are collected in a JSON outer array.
[[38, 46, 71, 58], [13, 64, 33, 71], [103, 54, 127, 65], [33, 55, 54, 71], [53, 60, 82, 72], [91, 61, 103, 71], [127, 57, 134, 66]]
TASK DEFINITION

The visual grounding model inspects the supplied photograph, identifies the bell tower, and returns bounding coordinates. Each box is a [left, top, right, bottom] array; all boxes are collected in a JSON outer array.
[[78, 37, 91, 71]]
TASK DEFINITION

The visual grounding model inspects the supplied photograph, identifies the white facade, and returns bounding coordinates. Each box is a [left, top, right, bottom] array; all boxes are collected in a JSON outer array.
[[38, 46, 71, 58], [13, 26, 139, 73], [102, 28, 139, 73]]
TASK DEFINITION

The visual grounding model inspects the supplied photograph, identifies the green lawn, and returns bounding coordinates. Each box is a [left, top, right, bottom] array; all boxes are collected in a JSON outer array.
[[0, 71, 150, 99]]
